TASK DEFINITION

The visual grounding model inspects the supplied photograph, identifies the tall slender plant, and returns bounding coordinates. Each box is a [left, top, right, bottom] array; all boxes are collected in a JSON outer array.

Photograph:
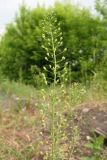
[[41, 12, 67, 159]]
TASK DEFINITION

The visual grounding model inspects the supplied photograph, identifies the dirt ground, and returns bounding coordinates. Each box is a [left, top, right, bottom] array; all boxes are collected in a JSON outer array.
[[1, 101, 107, 160], [68, 102, 107, 159]]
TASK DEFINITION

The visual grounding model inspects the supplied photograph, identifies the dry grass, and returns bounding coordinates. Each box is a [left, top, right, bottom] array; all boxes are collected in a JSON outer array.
[[0, 80, 106, 159]]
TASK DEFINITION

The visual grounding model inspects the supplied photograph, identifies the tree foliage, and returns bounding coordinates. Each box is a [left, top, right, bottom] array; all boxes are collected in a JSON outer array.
[[0, 2, 106, 85]]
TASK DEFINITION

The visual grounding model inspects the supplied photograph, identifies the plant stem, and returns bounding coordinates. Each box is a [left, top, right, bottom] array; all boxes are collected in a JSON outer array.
[[51, 30, 57, 160]]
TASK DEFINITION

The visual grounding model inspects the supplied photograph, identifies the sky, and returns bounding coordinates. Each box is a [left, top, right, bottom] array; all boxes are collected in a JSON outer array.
[[0, 0, 95, 34]]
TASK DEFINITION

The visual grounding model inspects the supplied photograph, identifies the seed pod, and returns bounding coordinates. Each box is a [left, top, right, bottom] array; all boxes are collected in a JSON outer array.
[[62, 56, 65, 60], [46, 52, 49, 56], [45, 57, 48, 61], [64, 48, 67, 52], [43, 66, 47, 70]]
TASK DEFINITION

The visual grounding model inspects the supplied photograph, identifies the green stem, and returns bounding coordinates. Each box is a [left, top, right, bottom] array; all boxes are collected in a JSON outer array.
[[51, 31, 57, 160], [51, 33, 57, 86]]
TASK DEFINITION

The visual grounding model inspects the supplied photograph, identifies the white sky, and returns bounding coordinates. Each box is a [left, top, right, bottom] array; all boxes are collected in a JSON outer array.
[[0, 0, 95, 34]]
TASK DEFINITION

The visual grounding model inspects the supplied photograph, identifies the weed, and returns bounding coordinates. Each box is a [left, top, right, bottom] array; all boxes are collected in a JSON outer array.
[[82, 135, 104, 160], [41, 11, 67, 159], [68, 126, 79, 159]]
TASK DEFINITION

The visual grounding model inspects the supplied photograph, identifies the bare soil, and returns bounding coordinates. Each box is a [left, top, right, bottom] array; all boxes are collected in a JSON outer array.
[[68, 102, 107, 159]]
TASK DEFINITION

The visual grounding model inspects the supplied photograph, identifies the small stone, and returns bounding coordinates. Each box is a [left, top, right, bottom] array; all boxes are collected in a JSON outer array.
[[93, 116, 96, 120], [86, 136, 91, 140], [82, 108, 90, 113]]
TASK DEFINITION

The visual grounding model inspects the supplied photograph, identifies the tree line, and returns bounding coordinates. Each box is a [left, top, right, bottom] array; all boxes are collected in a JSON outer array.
[[0, 0, 107, 86]]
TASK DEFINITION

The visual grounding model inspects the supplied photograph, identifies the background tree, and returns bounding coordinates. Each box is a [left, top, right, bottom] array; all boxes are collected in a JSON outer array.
[[95, 0, 107, 80], [0, 2, 106, 86]]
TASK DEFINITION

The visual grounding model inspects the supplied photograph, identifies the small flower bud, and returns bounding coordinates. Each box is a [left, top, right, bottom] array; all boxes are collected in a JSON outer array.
[[64, 48, 67, 52], [46, 52, 49, 56], [62, 56, 65, 60], [42, 34, 45, 38], [45, 57, 48, 61], [43, 66, 47, 70], [58, 28, 61, 31], [49, 65, 52, 69]]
